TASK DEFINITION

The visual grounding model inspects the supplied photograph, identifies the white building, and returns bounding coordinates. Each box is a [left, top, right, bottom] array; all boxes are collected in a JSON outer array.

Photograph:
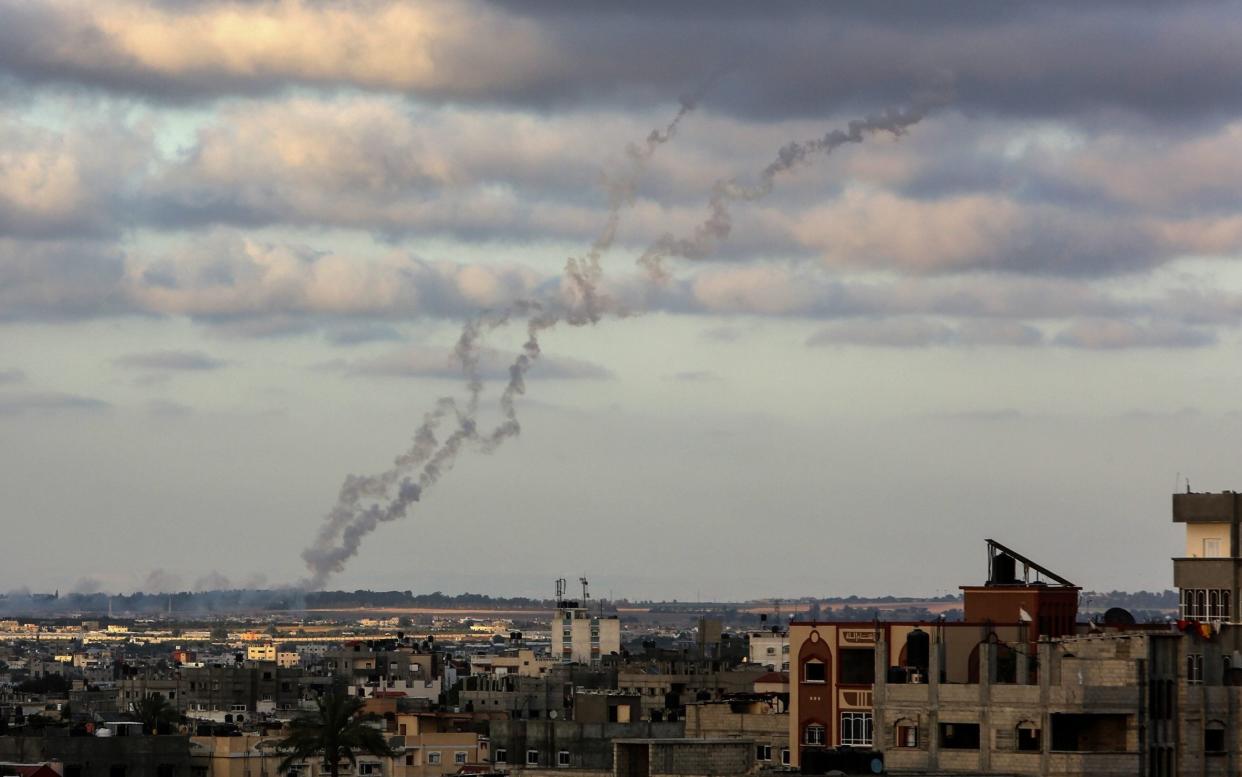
[[553, 604, 620, 665], [746, 630, 789, 671]]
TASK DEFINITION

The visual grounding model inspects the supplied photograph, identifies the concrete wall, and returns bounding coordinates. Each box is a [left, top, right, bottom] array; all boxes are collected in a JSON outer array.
[[491, 720, 684, 771], [1185, 522, 1232, 558]]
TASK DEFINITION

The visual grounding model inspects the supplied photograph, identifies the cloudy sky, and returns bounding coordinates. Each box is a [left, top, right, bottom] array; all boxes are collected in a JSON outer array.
[[5, 0, 1242, 600]]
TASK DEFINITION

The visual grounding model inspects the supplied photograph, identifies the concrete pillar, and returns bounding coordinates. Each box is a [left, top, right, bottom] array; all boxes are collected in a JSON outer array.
[[928, 633, 941, 771], [978, 641, 992, 773], [874, 638, 887, 751], [1038, 638, 1053, 777]]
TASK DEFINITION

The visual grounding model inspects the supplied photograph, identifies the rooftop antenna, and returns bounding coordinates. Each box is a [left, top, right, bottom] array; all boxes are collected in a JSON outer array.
[[555, 578, 566, 604], [580, 577, 590, 604]]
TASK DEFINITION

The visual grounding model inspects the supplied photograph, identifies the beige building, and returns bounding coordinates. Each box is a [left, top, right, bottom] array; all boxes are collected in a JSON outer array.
[[554, 604, 621, 666], [685, 697, 789, 767], [246, 643, 276, 662], [191, 734, 409, 776], [469, 648, 555, 678]]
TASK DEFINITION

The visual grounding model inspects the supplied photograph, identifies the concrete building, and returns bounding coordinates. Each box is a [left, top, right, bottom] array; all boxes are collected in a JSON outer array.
[[613, 738, 754, 777], [0, 732, 192, 777], [553, 604, 620, 666], [119, 664, 305, 719], [468, 649, 556, 678], [325, 644, 440, 701], [1173, 490, 1241, 624], [745, 631, 789, 672], [244, 644, 275, 663], [684, 696, 788, 767], [873, 629, 1181, 776], [191, 734, 412, 777], [787, 538, 1078, 770], [491, 719, 683, 771], [617, 660, 768, 722]]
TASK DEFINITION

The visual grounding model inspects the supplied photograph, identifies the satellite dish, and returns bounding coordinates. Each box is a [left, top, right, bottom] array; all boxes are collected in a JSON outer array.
[[1103, 607, 1136, 626], [549, 710, 559, 719]]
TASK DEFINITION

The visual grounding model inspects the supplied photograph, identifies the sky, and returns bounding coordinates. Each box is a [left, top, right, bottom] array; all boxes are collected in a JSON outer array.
[[4, 1, 1242, 600]]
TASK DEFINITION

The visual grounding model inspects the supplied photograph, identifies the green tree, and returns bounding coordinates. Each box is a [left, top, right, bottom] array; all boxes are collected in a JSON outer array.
[[278, 690, 395, 777], [130, 694, 180, 735]]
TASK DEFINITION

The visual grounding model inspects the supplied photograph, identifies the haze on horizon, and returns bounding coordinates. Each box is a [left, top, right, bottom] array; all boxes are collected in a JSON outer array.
[[5, 1, 1242, 602]]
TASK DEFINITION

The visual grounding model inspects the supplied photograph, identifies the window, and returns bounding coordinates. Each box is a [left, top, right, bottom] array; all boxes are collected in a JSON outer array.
[[1050, 713, 1130, 752], [1188, 653, 1204, 685], [455, 752, 469, 765], [1180, 588, 1230, 622], [1204, 538, 1222, 558], [406, 755, 414, 766], [780, 749, 791, 766], [526, 750, 539, 766], [1017, 723, 1041, 752], [803, 660, 826, 683], [1206, 722, 1226, 754], [805, 724, 826, 745], [358, 765, 378, 776], [895, 722, 919, 748], [557, 750, 570, 767], [840, 712, 873, 746], [839, 649, 875, 685], [495, 749, 507, 764], [110, 767, 127, 777], [427, 752, 442, 765], [940, 722, 981, 750], [755, 744, 772, 761]]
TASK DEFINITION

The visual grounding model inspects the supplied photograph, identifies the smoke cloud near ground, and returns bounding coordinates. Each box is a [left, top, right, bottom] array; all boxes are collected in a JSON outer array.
[[298, 94, 941, 589]]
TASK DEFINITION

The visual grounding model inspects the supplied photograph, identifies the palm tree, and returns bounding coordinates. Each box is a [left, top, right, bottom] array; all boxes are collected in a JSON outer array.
[[130, 693, 180, 735], [278, 690, 396, 777]]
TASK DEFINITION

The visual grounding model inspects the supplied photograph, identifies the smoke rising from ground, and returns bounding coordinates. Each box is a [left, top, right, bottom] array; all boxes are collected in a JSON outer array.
[[299, 94, 939, 589]]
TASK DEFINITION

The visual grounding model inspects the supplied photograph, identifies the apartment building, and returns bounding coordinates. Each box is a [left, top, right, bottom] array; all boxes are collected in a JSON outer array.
[[746, 630, 790, 671], [552, 603, 620, 666]]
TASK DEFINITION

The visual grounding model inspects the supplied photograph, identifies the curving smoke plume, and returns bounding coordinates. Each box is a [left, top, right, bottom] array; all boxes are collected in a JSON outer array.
[[299, 92, 944, 590], [638, 97, 946, 281], [299, 98, 700, 589]]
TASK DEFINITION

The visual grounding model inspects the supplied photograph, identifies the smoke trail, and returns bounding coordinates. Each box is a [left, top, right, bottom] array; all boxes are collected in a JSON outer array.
[[300, 93, 943, 590], [299, 97, 698, 588], [638, 99, 941, 282]]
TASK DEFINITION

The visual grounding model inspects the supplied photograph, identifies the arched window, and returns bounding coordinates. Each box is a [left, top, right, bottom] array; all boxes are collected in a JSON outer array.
[[1016, 721, 1040, 752], [805, 724, 826, 746], [1205, 720, 1226, 753], [803, 659, 826, 683], [894, 719, 919, 748]]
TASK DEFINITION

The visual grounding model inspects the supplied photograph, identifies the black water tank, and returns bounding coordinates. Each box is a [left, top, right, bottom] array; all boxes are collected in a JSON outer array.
[[991, 552, 1017, 584], [1103, 607, 1136, 626], [905, 628, 930, 672]]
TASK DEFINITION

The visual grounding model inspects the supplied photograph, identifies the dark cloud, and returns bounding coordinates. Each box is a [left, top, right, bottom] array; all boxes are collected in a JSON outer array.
[[3, 2, 1240, 125], [1053, 320, 1217, 350], [0, 391, 110, 414], [324, 346, 614, 381], [113, 349, 226, 371], [807, 318, 1046, 349], [325, 324, 406, 347], [806, 318, 958, 348], [0, 239, 127, 321]]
